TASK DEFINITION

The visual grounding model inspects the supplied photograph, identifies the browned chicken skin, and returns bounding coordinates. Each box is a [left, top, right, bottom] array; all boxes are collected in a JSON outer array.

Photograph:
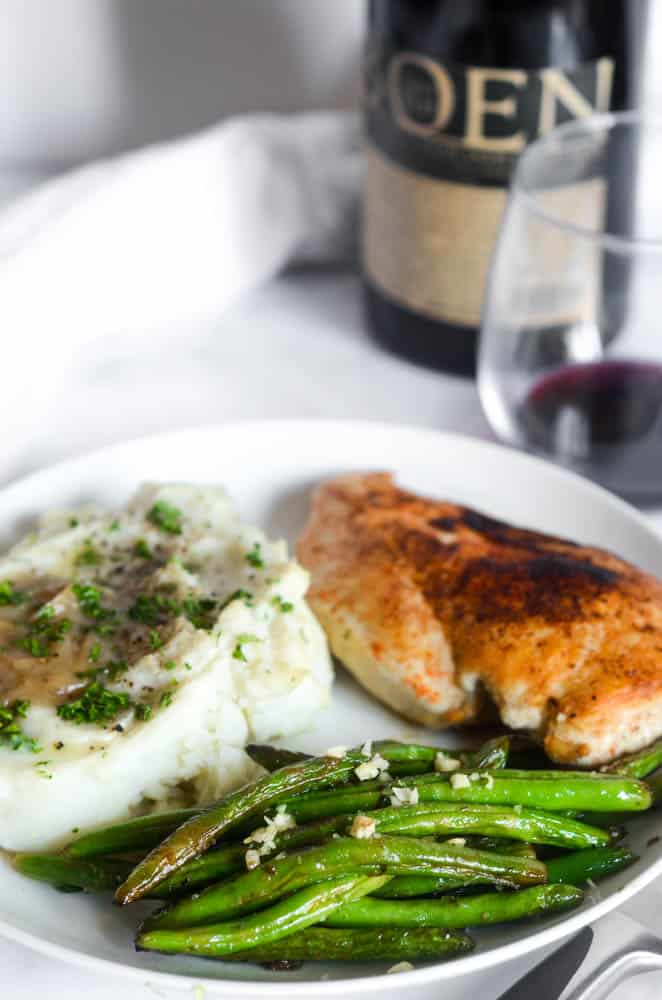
[[297, 472, 662, 766]]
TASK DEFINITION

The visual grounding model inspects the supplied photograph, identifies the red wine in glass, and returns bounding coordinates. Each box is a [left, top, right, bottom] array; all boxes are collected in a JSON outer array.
[[520, 360, 662, 502]]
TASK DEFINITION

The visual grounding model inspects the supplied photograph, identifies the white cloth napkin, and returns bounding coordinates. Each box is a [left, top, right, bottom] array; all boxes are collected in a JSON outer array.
[[0, 111, 360, 471]]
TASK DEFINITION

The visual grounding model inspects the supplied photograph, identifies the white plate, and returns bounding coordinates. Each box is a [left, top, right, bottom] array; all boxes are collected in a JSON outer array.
[[1, 419, 662, 996]]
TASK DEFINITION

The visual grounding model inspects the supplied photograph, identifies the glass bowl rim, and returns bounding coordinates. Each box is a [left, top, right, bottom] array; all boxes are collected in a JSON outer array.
[[514, 110, 662, 254]]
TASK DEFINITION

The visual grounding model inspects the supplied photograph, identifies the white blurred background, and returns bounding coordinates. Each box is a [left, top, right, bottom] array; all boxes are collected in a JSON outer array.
[[0, 0, 363, 169]]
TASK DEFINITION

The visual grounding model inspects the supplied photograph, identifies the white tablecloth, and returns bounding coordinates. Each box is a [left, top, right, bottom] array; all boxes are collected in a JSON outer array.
[[2, 230, 662, 996]]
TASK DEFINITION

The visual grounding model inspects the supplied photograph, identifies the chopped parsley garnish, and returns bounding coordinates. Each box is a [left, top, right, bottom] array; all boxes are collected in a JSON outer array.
[[129, 592, 179, 626], [129, 590, 217, 632], [181, 595, 217, 630], [109, 519, 120, 532], [0, 700, 41, 752], [135, 702, 152, 721], [147, 501, 183, 535], [34, 760, 53, 779], [245, 542, 265, 569], [77, 659, 128, 683], [92, 620, 117, 637], [159, 690, 174, 709], [272, 595, 294, 613], [57, 683, 132, 726], [73, 583, 103, 617], [19, 605, 72, 658], [149, 630, 163, 652], [88, 642, 102, 663], [72, 583, 118, 635], [104, 660, 129, 681], [232, 633, 260, 662], [0, 580, 26, 606], [134, 538, 152, 559], [219, 589, 253, 611], [69, 518, 79, 529], [75, 538, 102, 566], [20, 635, 50, 658], [164, 660, 177, 671]]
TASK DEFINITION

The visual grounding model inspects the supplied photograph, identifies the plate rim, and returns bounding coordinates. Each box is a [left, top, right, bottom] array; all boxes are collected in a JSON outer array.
[[1, 416, 662, 995], [1, 415, 659, 530]]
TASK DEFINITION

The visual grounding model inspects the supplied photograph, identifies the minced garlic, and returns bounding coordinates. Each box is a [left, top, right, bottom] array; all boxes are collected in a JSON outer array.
[[387, 961, 414, 974], [355, 753, 390, 781], [435, 753, 461, 772], [243, 806, 296, 857], [350, 815, 377, 839], [389, 786, 419, 808], [244, 849, 261, 870]]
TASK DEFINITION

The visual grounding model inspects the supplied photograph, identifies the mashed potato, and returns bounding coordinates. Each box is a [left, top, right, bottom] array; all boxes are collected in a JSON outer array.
[[0, 483, 333, 850]]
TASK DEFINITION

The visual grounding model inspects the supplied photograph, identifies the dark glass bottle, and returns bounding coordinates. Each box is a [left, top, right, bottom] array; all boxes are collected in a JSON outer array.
[[362, 0, 631, 376]]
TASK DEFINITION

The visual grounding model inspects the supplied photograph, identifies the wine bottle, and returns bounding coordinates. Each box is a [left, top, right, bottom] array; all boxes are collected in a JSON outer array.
[[362, 0, 631, 376]]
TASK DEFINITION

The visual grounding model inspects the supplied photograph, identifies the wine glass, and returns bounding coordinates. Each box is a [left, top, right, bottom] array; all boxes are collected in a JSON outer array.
[[478, 111, 662, 503]]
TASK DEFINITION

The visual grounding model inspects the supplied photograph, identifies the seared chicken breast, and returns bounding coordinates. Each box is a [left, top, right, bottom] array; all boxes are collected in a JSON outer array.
[[297, 472, 662, 766]]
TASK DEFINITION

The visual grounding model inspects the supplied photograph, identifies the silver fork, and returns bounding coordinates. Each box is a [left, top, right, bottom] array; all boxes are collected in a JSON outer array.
[[497, 911, 662, 1000], [563, 929, 662, 1000]]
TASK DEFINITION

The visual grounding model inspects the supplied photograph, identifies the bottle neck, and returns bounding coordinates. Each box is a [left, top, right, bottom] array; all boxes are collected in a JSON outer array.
[[370, 1, 628, 74]]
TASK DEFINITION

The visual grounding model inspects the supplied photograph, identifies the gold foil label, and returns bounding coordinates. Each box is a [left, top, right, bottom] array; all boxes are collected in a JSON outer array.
[[362, 142, 507, 328]]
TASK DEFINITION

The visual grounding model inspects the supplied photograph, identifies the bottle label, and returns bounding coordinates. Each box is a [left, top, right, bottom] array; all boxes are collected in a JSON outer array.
[[363, 53, 614, 329]]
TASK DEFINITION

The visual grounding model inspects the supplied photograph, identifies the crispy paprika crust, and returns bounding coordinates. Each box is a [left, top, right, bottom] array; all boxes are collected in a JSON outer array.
[[297, 472, 662, 765]]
